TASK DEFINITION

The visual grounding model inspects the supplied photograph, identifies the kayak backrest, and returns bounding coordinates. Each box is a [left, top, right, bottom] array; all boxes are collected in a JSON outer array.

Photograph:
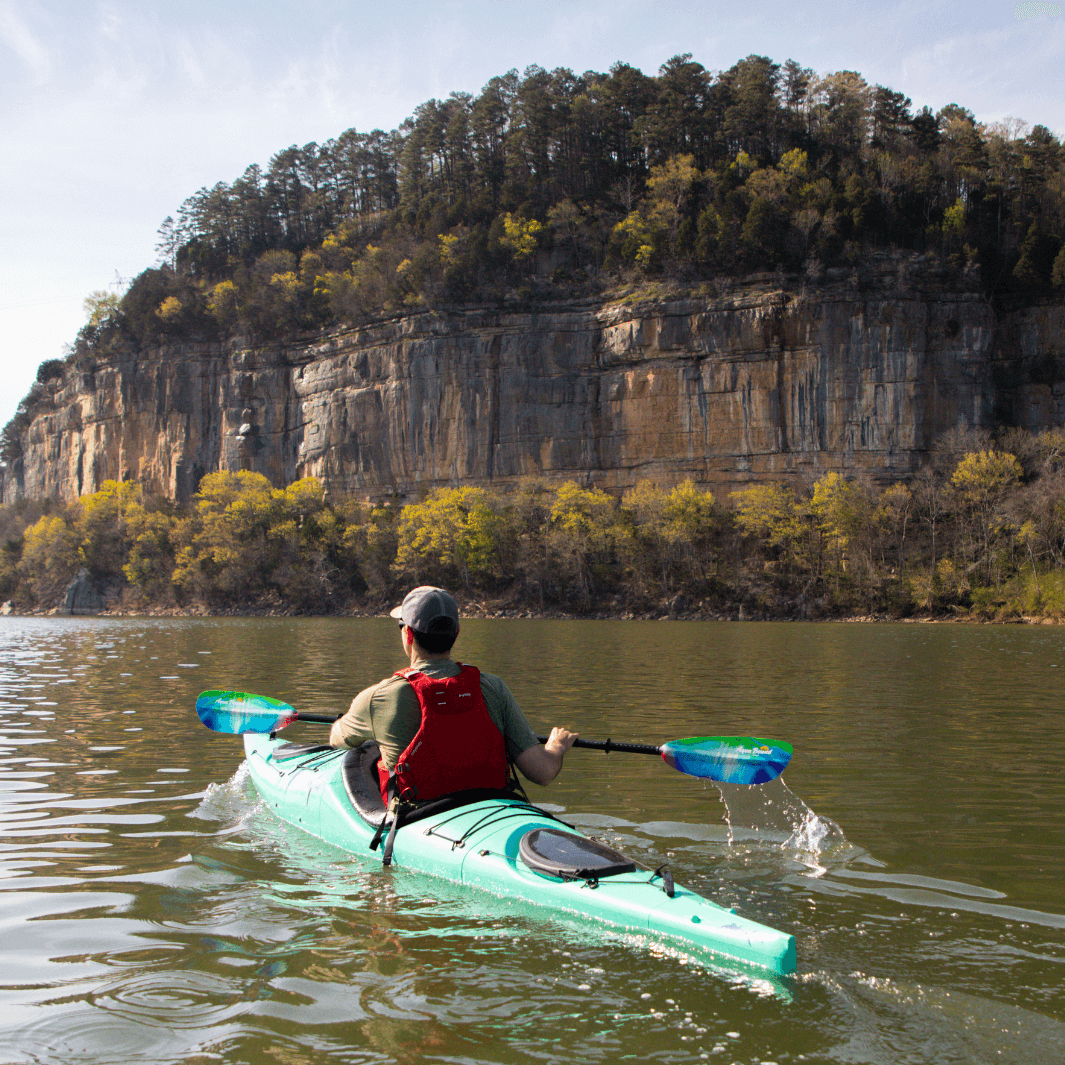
[[518, 828, 637, 881], [342, 741, 534, 830], [342, 742, 388, 822]]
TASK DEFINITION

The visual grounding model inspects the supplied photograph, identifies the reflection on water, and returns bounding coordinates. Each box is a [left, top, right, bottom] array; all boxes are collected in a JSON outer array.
[[0, 616, 1063, 1064]]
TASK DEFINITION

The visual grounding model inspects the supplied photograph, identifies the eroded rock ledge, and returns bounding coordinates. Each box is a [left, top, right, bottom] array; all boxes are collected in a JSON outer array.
[[4, 259, 1063, 504]]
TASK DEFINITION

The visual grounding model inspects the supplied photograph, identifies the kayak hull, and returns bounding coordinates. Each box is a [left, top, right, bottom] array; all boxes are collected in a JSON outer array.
[[242, 733, 797, 975]]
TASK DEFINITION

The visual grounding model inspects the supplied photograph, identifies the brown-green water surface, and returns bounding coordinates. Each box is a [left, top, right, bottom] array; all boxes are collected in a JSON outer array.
[[1, 616, 1063, 1064]]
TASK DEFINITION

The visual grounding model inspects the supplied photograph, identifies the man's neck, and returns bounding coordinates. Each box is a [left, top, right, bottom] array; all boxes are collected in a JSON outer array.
[[408, 645, 452, 667]]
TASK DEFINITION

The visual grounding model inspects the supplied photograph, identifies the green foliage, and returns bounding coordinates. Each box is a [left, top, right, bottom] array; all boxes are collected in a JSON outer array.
[[394, 487, 503, 591], [8, 430, 1065, 619], [173, 472, 341, 607], [83, 291, 119, 328], [207, 280, 239, 330], [951, 450, 1023, 585], [339, 501, 398, 598], [646, 154, 700, 250], [548, 482, 620, 606], [499, 214, 544, 261], [1012, 224, 1058, 291], [76, 480, 142, 580], [123, 505, 176, 599], [47, 51, 1059, 365], [17, 514, 80, 606], [730, 483, 802, 554], [622, 480, 719, 596], [909, 558, 969, 613], [118, 267, 210, 346], [809, 471, 862, 568], [942, 198, 965, 236], [1014, 569, 1065, 619], [608, 211, 656, 271], [1053, 244, 1065, 289], [156, 296, 183, 321], [10, 481, 155, 606], [36, 359, 65, 384], [951, 450, 1022, 507], [0, 538, 20, 599]]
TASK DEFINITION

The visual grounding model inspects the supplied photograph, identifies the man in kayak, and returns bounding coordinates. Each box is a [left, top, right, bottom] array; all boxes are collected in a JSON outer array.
[[329, 586, 578, 798]]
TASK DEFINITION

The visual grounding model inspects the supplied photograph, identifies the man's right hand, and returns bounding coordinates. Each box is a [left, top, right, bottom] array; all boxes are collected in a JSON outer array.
[[515, 727, 579, 785], [543, 727, 578, 756]]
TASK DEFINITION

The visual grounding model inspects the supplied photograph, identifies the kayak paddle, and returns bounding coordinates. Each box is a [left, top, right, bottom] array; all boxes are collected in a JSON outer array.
[[196, 689, 338, 734], [196, 690, 792, 786], [537, 734, 792, 786]]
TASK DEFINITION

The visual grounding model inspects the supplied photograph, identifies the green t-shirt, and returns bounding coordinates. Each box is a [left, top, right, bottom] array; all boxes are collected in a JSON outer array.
[[331, 657, 539, 770]]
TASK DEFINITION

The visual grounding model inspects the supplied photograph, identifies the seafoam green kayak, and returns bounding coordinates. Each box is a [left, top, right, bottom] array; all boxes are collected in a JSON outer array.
[[241, 733, 797, 975]]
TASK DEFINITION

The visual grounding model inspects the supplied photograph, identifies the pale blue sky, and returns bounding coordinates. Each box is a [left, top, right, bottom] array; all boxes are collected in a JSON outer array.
[[2, 0, 1063, 428]]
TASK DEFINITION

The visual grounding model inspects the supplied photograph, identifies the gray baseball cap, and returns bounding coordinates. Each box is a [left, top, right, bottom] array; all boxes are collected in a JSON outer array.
[[390, 586, 460, 636]]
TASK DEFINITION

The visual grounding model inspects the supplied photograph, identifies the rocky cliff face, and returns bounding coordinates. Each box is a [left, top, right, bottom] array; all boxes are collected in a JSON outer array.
[[3, 257, 1062, 505]]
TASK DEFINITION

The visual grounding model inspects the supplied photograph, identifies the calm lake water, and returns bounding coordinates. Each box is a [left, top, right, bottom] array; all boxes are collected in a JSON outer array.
[[1, 615, 1063, 1064]]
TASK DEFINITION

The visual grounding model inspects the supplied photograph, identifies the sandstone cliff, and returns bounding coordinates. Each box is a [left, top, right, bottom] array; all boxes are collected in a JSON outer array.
[[3, 256, 1062, 505]]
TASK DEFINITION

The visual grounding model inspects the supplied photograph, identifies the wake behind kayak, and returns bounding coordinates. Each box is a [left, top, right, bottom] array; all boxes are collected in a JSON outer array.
[[242, 732, 797, 976]]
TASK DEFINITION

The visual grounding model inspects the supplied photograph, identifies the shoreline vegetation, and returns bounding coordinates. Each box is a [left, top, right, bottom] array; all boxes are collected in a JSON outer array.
[[5, 425, 1065, 626]]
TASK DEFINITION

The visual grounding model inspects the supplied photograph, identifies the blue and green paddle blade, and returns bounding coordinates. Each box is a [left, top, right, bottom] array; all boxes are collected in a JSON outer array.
[[547, 733, 792, 784], [196, 690, 299, 734], [659, 736, 793, 786]]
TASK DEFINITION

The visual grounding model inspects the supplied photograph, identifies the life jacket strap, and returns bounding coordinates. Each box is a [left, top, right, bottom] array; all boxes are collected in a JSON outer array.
[[381, 804, 407, 866], [369, 814, 389, 852]]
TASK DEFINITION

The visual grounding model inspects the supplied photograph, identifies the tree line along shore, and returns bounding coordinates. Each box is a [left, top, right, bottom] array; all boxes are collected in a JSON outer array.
[[7, 51, 1064, 454], [2, 426, 1065, 623]]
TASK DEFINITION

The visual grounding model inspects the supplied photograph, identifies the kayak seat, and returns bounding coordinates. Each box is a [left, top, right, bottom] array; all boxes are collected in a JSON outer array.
[[342, 742, 388, 822], [518, 827, 637, 881], [341, 741, 533, 829]]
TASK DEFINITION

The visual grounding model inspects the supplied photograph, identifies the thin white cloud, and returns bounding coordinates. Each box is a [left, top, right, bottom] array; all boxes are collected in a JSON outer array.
[[0, 0, 50, 82]]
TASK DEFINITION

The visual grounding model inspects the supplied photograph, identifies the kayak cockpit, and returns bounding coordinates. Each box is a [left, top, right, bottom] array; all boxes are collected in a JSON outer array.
[[518, 827, 636, 880]]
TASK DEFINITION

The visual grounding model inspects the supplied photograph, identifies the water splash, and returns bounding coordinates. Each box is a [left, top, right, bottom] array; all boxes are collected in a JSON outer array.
[[714, 777, 854, 873], [188, 762, 258, 829]]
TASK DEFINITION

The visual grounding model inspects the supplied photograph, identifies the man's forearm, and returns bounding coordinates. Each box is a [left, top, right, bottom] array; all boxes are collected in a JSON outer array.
[[514, 728, 578, 785]]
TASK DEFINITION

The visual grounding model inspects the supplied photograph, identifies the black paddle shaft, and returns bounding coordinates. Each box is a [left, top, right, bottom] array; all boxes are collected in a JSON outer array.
[[288, 715, 660, 757], [291, 716, 661, 757], [535, 735, 661, 756], [288, 712, 662, 757]]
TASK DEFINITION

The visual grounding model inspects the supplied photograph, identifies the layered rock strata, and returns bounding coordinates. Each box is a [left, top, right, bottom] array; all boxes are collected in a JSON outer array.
[[3, 260, 1061, 505]]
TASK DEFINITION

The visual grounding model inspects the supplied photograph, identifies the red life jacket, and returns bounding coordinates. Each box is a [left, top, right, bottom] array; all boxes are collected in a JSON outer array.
[[377, 664, 509, 803]]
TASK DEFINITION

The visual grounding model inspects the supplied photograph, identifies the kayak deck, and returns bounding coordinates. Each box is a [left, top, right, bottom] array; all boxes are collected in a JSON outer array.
[[242, 733, 797, 975]]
